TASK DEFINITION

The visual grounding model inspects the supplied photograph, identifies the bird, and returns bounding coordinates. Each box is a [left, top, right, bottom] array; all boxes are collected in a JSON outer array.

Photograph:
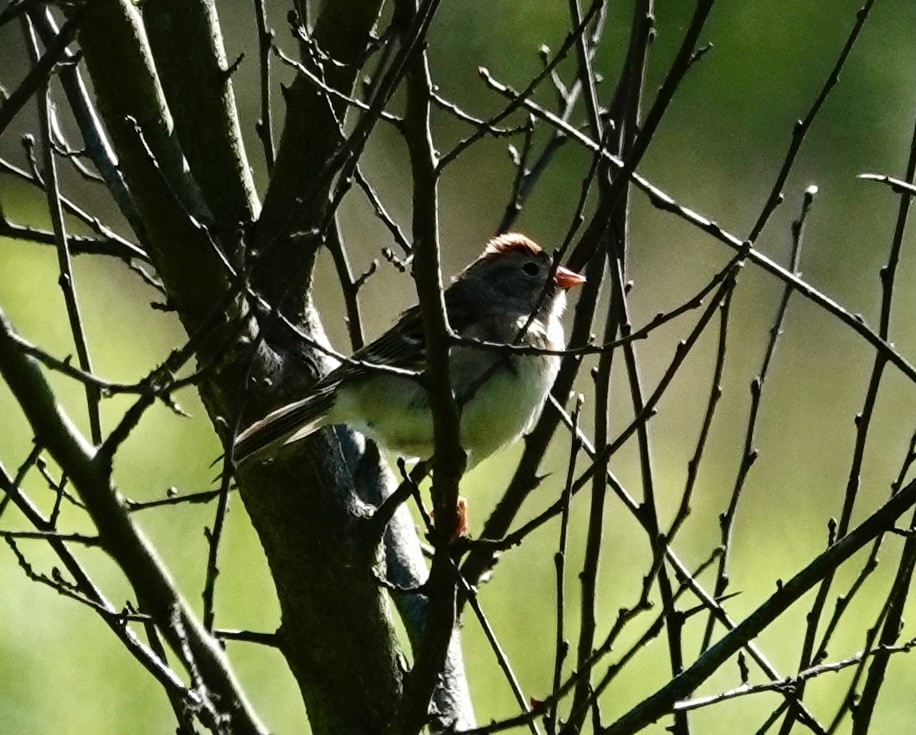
[[233, 233, 585, 468]]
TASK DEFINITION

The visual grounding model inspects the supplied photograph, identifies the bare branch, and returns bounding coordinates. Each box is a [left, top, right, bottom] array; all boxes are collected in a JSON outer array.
[[0, 308, 267, 735], [602, 478, 916, 735]]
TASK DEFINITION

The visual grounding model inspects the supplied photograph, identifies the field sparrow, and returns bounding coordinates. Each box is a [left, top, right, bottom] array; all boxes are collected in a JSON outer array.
[[234, 233, 584, 466]]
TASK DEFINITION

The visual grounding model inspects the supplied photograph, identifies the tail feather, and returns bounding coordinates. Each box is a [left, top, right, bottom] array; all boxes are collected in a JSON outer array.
[[233, 389, 335, 463]]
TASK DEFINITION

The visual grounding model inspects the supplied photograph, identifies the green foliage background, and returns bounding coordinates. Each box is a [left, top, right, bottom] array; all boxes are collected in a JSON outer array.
[[1, 0, 914, 732]]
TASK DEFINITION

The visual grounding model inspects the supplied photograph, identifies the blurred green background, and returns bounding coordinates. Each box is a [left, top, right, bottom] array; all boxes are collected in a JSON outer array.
[[1, 0, 915, 732]]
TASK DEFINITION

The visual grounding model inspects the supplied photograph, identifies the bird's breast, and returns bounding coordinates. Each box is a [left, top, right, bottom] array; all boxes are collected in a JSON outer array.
[[331, 344, 562, 466], [457, 352, 560, 464]]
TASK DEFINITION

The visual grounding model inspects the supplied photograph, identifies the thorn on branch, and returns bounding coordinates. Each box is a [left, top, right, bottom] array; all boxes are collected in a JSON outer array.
[[225, 52, 245, 79], [382, 247, 412, 273], [215, 628, 281, 648], [689, 42, 714, 67], [353, 259, 379, 290], [738, 652, 750, 684]]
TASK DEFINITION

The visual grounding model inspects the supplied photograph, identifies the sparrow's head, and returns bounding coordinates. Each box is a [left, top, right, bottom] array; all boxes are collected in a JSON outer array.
[[457, 233, 585, 316]]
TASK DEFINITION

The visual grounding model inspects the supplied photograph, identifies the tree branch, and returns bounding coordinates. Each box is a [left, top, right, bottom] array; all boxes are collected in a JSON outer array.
[[0, 307, 267, 735]]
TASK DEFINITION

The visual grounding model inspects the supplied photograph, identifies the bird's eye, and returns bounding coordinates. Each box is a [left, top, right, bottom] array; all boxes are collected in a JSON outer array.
[[522, 261, 540, 276]]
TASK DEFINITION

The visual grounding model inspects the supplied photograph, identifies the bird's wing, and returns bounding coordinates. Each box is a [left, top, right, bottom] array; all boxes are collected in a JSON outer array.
[[233, 385, 336, 462], [234, 288, 482, 462], [352, 304, 427, 372], [328, 284, 482, 383]]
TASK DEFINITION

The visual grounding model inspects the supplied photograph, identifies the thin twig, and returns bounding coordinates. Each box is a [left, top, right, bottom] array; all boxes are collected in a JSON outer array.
[[858, 172, 916, 197], [30, 7, 146, 238], [844, 106, 916, 735], [546, 397, 582, 735], [0, 465, 212, 723], [463, 581, 542, 735], [702, 185, 816, 653], [438, 0, 607, 170], [675, 640, 916, 715], [0, 6, 85, 136], [252, 0, 276, 169], [601, 478, 916, 735], [747, 0, 878, 242], [667, 284, 732, 542], [25, 15, 102, 446], [476, 74, 916, 384]]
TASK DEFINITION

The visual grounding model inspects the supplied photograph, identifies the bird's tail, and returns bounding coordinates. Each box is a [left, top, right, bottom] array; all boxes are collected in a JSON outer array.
[[233, 388, 336, 463]]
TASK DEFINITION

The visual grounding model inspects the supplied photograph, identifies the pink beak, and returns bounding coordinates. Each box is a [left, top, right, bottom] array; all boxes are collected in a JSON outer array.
[[554, 265, 586, 289]]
